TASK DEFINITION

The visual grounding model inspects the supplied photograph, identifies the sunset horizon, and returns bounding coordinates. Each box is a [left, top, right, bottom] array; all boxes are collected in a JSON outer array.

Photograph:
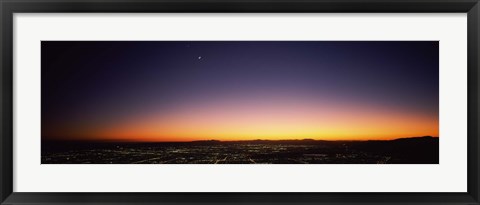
[[41, 41, 439, 164], [42, 135, 439, 143]]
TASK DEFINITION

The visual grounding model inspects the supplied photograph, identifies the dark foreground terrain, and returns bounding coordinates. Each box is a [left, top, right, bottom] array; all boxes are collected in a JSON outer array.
[[41, 136, 438, 164]]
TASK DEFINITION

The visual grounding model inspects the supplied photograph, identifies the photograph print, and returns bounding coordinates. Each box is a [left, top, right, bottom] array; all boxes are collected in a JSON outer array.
[[41, 41, 439, 164]]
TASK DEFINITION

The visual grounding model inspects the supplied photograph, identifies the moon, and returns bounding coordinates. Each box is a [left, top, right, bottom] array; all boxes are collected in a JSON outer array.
[[198, 56, 202, 60]]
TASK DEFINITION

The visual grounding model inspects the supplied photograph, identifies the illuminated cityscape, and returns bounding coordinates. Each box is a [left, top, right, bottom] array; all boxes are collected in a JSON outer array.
[[41, 41, 439, 164], [42, 136, 438, 164]]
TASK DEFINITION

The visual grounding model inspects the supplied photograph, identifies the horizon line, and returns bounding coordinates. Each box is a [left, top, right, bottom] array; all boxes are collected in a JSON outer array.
[[42, 136, 439, 143]]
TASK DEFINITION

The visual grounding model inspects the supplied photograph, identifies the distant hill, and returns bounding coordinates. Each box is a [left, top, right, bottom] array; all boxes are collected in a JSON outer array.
[[185, 136, 437, 144], [350, 136, 438, 163]]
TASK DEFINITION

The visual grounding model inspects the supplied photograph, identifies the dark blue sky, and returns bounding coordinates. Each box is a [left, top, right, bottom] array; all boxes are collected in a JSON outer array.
[[41, 41, 439, 141]]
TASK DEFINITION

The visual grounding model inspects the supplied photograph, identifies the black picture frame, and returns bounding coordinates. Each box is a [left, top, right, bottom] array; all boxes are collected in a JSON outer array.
[[1, 0, 479, 204]]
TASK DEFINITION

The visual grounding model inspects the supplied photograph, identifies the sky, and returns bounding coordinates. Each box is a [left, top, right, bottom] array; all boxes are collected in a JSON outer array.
[[41, 41, 439, 142]]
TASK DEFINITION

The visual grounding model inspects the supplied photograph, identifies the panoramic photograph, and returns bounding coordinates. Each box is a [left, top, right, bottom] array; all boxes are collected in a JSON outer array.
[[41, 41, 439, 164]]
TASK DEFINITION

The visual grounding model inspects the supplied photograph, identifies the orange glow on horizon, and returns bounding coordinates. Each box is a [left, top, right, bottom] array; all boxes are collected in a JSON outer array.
[[44, 93, 439, 142]]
